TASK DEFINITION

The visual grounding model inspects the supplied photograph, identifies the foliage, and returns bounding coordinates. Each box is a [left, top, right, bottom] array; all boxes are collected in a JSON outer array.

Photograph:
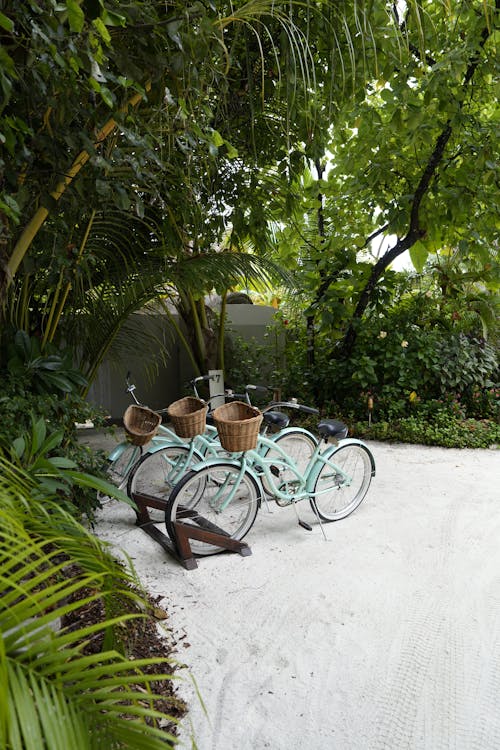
[[224, 278, 499, 447], [261, 0, 499, 361], [0, 0, 351, 378], [350, 414, 500, 450], [224, 318, 286, 392], [0, 462, 183, 749], [0, 329, 115, 518], [266, 272, 499, 414], [2, 416, 132, 518], [5, 329, 88, 393], [1, 0, 498, 420], [0, 373, 102, 440]]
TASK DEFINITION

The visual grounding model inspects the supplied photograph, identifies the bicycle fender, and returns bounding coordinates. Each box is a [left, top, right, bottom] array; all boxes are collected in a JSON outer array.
[[268, 426, 319, 445], [144, 438, 184, 454], [336, 438, 376, 474], [306, 439, 376, 491], [108, 436, 184, 461], [107, 442, 129, 462]]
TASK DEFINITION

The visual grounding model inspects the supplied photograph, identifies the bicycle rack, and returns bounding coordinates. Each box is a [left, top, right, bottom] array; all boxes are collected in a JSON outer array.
[[131, 491, 252, 570]]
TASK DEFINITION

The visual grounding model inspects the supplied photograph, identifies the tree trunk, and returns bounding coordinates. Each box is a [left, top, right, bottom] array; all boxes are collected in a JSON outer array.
[[0, 85, 151, 306]]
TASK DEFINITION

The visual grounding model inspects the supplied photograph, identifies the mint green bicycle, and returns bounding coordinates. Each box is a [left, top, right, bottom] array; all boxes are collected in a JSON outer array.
[[110, 375, 319, 504], [164, 419, 376, 555], [127, 402, 318, 504]]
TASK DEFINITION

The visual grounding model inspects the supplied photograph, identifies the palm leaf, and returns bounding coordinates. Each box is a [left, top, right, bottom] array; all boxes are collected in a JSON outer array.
[[0, 470, 181, 749]]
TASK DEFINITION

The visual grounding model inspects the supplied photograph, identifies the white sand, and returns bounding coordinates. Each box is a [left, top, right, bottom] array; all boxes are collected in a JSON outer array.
[[94, 440, 500, 750]]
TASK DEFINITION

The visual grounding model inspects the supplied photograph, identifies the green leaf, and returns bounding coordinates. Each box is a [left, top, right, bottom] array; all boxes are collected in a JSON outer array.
[[65, 472, 137, 507], [101, 9, 127, 27], [39, 373, 73, 392], [409, 241, 429, 273], [14, 330, 34, 361], [0, 11, 14, 32], [47, 456, 77, 469], [88, 76, 101, 93], [31, 419, 47, 454], [66, 0, 84, 33], [39, 355, 64, 371], [224, 139, 238, 159], [12, 437, 25, 459], [92, 17, 111, 44], [38, 430, 64, 456], [210, 129, 224, 148], [99, 85, 114, 108]]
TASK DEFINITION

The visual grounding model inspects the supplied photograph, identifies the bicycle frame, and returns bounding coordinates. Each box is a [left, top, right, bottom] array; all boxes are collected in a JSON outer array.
[[186, 434, 375, 511]]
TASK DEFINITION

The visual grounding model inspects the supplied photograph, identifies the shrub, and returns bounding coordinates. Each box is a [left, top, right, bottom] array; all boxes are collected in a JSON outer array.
[[350, 414, 500, 449], [0, 463, 183, 748], [0, 332, 110, 518], [224, 307, 499, 447]]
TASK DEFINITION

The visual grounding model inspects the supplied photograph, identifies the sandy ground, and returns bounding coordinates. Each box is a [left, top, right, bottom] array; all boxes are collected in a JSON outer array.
[[86, 429, 500, 750]]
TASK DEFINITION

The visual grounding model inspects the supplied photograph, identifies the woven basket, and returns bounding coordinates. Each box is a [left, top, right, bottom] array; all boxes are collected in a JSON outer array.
[[167, 396, 207, 438], [212, 401, 263, 452], [123, 405, 161, 446]]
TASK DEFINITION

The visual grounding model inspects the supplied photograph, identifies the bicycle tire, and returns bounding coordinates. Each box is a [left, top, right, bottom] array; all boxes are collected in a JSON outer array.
[[261, 428, 317, 495], [310, 443, 373, 521], [165, 462, 261, 556], [127, 445, 204, 501]]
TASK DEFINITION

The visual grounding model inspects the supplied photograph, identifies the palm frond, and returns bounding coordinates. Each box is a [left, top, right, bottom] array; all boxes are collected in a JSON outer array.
[[0, 469, 181, 749], [165, 250, 293, 295]]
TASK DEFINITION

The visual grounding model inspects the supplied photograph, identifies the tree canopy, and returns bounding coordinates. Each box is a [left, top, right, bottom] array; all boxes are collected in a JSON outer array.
[[0, 0, 498, 377], [255, 0, 499, 358]]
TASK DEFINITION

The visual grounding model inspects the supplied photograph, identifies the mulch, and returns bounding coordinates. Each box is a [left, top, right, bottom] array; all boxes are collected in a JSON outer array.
[[62, 564, 188, 739]]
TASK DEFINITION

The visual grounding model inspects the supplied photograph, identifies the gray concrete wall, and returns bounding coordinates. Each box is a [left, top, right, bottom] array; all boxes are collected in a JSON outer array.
[[86, 305, 277, 419], [225, 304, 276, 343]]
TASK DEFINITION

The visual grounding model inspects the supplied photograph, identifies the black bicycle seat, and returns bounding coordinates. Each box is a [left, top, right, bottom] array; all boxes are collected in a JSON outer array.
[[317, 419, 348, 441], [263, 410, 290, 430]]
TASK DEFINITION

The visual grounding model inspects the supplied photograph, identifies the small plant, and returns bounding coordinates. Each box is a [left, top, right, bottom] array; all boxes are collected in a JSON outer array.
[[4, 417, 132, 518], [6, 330, 88, 394]]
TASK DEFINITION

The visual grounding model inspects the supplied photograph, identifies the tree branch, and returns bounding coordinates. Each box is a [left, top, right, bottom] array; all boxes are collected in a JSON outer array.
[[338, 10, 496, 358]]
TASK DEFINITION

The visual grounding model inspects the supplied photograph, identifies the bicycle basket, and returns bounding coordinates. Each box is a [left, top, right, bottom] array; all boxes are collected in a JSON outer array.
[[212, 401, 263, 452], [167, 396, 207, 438], [123, 405, 161, 446]]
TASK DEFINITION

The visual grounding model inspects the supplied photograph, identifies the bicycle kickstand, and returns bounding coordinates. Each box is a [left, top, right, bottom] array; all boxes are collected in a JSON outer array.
[[293, 503, 328, 542], [292, 503, 329, 541]]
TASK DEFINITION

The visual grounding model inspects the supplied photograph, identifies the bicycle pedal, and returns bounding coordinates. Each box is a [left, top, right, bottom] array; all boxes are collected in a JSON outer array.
[[298, 520, 312, 531]]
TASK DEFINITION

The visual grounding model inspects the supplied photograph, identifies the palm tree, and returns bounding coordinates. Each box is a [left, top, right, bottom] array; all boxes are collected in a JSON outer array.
[[0, 458, 184, 749]]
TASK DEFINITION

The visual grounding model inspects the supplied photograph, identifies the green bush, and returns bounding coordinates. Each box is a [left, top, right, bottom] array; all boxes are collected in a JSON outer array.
[[6, 330, 88, 394], [350, 413, 500, 449], [0, 332, 110, 518], [224, 304, 499, 447], [0, 462, 182, 748]]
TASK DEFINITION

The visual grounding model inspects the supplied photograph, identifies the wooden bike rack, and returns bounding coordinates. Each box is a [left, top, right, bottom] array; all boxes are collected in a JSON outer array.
[[132, 491, 252, 570]]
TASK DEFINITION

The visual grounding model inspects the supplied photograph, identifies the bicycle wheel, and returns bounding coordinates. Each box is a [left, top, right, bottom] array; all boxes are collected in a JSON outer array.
[[261, 429, 317, 495], [311, 443, 373, 521], [165, 462, 261, 556], [128, 445, 203, 501], [97, 443, 142, 501]]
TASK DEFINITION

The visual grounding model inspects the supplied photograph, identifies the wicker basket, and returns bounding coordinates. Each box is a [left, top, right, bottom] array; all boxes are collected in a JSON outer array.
[[167, 396, 207, 438], [212, 401, 263, 452], [123, 404, 161, 446]]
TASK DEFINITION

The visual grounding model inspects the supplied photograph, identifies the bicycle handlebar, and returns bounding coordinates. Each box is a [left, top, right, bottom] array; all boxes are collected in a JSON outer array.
[[244, 384, 269, 395], [126, 371, 318, 416], [264, 400, 319, 416], [190, 374, 215, 386]]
